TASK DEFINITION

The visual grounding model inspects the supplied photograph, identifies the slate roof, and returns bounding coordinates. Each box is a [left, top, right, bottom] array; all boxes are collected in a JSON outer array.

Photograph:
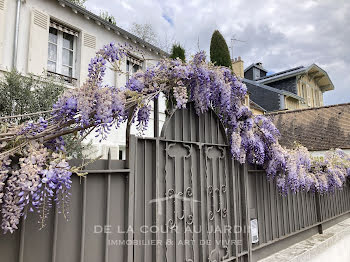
[[244, 63, 269, 73], [256, 64, 334, 92], [250, 100, 266, 113], [268, 103, 350, 151], [257, 66, 304, 81], [243, 78, 304, 101]]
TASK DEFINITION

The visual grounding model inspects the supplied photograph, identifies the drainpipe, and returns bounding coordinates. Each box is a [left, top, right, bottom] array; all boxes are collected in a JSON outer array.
[[12, 0, 21, 69]]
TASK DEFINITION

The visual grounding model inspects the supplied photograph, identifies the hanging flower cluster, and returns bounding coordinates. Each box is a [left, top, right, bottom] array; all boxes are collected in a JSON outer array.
[[273, 147, 350, 194], [0, 142, 72, 233], [0, 42, 350, 233]]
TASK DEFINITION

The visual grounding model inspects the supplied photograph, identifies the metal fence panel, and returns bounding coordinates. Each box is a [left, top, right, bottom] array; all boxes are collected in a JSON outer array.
[[0, 159, 129, 262], [248, 168, 350, 252]]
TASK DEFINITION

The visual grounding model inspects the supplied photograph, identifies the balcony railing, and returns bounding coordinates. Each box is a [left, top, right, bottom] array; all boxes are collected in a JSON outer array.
[[47, 70, 78, 86]]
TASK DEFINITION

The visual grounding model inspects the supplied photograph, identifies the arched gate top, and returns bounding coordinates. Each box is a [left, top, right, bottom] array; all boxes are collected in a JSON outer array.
[[160, 103, 227, 145]]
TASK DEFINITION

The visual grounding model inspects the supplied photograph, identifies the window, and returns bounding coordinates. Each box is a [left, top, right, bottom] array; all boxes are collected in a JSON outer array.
[[315, 89, 322, 107], [302, 84, 307, 99], [244, 95, 249, 107], [126, 55, 143, 81], [319, 91, 324, 106], [253, 68, 260, 80], [47, 21, 78, 82]]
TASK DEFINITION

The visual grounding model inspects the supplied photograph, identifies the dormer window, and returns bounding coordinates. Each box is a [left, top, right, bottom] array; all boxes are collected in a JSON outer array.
[[47, 21, 78, 83], [126, 54, 143, 80], [253, 68, 260, 80]]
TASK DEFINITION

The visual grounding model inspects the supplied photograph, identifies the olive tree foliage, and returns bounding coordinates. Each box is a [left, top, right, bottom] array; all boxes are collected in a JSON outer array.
[[68, 0, 87, 7], [99, 10, 117, 25], [130, 23, 179, 54], [0, 70, 64, 118], [130, 22, 159, 47], [0, 70, 92, 158]]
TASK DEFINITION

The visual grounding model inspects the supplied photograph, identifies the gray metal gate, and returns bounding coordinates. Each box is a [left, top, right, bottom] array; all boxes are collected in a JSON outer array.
[[128, 104, 251, 262], [0, 104, 250, 262], [2, 104, 350, 261]]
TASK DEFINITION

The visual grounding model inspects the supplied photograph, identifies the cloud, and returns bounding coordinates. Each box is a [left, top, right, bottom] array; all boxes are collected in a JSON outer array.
[[86, 0, 350, 105]]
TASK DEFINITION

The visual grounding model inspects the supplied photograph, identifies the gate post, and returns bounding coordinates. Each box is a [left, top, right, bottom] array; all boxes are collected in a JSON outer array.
[[154, 97, 159, 137], [126, 106, 136, 168], [127, 135, 137, 262]]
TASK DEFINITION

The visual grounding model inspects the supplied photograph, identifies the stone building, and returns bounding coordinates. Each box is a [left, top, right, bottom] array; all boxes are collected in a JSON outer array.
[[232, 58, 335, 112]]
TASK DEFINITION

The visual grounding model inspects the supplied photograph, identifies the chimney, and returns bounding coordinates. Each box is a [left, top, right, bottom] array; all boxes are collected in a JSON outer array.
[[231, 56, 244, 78]]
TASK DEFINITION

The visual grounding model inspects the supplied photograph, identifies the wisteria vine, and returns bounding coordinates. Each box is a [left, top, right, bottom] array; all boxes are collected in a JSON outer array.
[[0, 42, 349, 233]]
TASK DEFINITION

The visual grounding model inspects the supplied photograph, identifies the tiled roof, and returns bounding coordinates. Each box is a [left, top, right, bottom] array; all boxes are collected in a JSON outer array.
[[268, 103, 350, 151]]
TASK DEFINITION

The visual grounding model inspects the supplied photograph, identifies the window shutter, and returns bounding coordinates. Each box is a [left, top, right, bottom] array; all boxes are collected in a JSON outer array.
[[79, 32, 97, 84], [27, 9, 49, 75], [0, 0, 6, 66]]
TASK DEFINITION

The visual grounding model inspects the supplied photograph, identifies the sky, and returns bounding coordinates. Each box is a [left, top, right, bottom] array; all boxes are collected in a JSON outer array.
[[86, 0, 350, 105]]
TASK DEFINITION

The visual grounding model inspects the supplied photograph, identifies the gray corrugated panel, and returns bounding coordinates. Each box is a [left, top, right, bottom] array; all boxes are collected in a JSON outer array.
[[144, 140, 155, 261], [62, 175, 84, 262], [263, 177, 271, 242], [256, 174, 265, 243], [52, 202, 59, 262], [104, 150, 111, 262], [281, 189, 288, 236], [269, 181, 277, 240], [134, 139, 145, 262], [85, 175, 108, 261], [161, 103, 227, 145], [22, 201, 55, 262], [276, 184, 282, 237]]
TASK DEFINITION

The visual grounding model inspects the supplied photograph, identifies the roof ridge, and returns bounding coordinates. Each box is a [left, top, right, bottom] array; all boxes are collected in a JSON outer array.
[[244, 63, 268, 73], [243, 78, 303, 100], [267, 102, 350, 116], [57, 0, 169, 56], [257, 66, 304, 80]]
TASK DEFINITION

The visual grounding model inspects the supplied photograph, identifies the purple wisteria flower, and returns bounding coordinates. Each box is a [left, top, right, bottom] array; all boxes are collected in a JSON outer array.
[[1, 41, 350, 234]]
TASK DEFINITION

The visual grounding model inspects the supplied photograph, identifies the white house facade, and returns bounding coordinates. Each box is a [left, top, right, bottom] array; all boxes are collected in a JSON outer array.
[[0, 0, 168, 159]]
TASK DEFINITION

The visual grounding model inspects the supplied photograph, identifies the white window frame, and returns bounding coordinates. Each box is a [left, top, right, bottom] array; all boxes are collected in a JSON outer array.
[[48, 26, 77, 79], [126, 55, 144, 81]]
